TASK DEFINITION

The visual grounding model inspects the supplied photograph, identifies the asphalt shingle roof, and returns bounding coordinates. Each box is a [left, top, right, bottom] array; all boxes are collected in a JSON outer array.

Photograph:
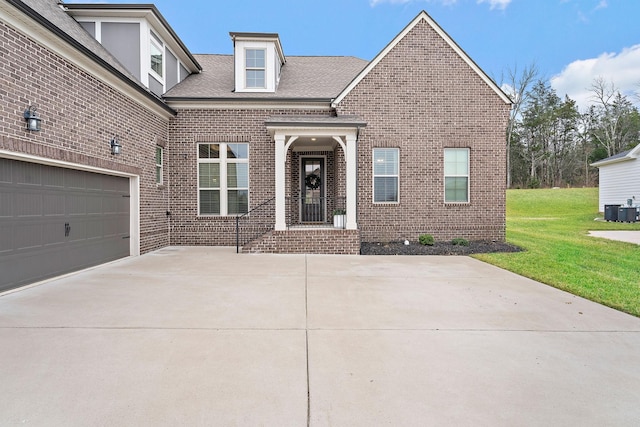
[[164, 54, 368, 100]]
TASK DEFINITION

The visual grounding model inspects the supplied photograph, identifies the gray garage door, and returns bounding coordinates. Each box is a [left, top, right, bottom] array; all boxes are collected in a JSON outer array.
[[0, 158, 130, 292]]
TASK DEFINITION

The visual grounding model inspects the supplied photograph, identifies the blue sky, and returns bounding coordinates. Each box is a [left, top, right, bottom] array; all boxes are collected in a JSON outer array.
[[65, 0, 640, 109]]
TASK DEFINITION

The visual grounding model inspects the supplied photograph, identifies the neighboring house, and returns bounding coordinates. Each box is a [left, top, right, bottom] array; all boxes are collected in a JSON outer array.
[[591, 143, 640, 212], [0, 0, 511, 292]]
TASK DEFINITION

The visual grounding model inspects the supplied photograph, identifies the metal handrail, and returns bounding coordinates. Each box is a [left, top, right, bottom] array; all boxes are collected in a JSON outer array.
[[236, 197, 275, 253]]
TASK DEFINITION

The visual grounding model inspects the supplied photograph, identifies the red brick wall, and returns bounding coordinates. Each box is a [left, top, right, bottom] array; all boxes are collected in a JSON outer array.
[[243, 229, 360, 254], [0, 20, 171, 253], [167, 108, 336, 245], [336, 18, 510, 243]]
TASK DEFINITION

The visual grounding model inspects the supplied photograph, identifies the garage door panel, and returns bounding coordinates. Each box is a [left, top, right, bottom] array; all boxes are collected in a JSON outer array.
[[15, 192, 43, 217], [41, 220, 67, 246], [15, 161, 42, 186], [14, 221, 44, 250], [64, 169, 87, 189], [85, 218, 104, 239], [86, 195, 103, 214], [0, 158, 12, 182], [0, 160, 130, 292], [65, 194, 87, 215], [43, 193, 65, 216], [0, 191, 12, 217], [43, 165, 64, 188], [0, 223, 13, 253], [0, 246, 68, 292]]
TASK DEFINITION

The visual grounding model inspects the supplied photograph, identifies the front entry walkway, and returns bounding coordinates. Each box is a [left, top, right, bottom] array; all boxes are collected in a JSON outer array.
[[1, 247, 639, 425]]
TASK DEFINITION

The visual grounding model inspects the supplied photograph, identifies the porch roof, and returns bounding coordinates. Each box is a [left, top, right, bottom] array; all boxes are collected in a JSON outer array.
[[265, 115, 367, 128]]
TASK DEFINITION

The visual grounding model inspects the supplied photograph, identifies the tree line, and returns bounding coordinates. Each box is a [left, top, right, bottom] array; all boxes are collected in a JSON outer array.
[[501, 65, 640, 189]]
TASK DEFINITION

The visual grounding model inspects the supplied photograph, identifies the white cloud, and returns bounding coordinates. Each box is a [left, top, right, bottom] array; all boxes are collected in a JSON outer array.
[[550, 45, 640, 111], [368, 0, 467, 7], [476, 0, 512, 10], [369, 0, 510, 8], [500, 83, 517, 102], [369, 0, 412, 6], [594, 0, 608, 11]]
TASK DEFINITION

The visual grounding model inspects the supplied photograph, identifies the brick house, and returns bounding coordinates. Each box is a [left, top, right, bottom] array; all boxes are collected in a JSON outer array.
[[0, 0, 511, 291]]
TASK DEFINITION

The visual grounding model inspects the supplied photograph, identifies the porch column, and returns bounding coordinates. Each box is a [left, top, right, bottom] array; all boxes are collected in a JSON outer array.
[[274, 134, 287, 230], [345, 133, 358, 230]]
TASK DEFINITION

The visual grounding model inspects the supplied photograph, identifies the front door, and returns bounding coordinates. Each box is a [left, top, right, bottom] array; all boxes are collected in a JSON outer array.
[[301, 158, 324, 223]]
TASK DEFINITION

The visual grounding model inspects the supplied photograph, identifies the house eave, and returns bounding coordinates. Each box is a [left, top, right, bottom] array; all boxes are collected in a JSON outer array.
[[591, 143, 640, 167], [164, 97, 334, 110], [265, 118, 367, 129], [591, 156, 636, 168]]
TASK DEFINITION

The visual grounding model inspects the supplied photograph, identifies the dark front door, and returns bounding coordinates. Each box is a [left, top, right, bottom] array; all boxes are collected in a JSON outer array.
[[301, 158, 324, 223]]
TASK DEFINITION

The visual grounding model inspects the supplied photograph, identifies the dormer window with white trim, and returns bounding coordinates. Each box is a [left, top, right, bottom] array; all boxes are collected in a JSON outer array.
[[246, 49, 266, 88], [231, 32, 286, 93]]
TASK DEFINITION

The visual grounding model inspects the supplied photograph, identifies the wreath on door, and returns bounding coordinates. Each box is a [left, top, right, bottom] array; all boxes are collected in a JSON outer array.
[[305, 173, 321, 190]]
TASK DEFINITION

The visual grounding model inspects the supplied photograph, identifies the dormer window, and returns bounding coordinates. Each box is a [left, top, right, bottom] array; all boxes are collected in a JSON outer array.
[[230, 32, 285, 93], [246, 49, 266, 88]]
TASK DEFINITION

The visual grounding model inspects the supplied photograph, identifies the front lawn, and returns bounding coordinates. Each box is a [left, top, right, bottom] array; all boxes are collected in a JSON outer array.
[[474, 188, 640, 317]]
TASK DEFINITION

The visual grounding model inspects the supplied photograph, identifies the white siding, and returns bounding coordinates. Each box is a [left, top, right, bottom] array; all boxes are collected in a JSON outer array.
[[598, 159, 640, 211]]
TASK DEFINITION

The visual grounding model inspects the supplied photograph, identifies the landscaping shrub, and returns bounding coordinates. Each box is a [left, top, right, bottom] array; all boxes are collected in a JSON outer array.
[[419, 234, 435, 246], [451, 237, 470, 246]]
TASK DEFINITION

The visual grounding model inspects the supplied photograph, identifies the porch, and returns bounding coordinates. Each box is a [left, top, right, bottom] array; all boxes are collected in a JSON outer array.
[[237, 115, 367, 254]]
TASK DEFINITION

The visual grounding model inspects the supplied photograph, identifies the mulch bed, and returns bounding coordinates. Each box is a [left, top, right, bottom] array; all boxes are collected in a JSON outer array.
[[360, 240, 523, 256]]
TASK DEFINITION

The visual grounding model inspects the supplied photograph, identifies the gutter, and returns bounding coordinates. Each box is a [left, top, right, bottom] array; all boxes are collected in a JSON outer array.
[[163, 97, 334, 104], [7, 0, 176, 116]]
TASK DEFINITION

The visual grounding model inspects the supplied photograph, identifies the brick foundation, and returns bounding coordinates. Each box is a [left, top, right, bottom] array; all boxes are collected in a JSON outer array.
[[242, 229, 360, 254]]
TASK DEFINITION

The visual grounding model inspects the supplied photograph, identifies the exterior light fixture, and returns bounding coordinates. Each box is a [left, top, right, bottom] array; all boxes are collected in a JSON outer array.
[[23, 105, 41, 131], [110, 136, 121, 155]]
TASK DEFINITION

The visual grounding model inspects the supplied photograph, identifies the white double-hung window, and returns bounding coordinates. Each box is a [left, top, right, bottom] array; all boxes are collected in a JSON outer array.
[[373, 148, 399, 203], [155, 146, 163, 184], [198, 143, 249, 215], [444, 148, 469, 203], [245, 49, 266, 88]]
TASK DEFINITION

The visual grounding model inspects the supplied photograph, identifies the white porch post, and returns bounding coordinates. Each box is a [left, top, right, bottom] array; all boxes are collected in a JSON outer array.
[[274, 134, 287, 230], [345, 133, 358, 230]]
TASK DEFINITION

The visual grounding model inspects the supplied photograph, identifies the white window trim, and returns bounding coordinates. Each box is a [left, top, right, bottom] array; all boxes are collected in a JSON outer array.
[[155, 146, 163, 185], [197, 143, 249, 216], [149, 30, 164, 82], [372, 148, 400, 204], [444, 148, 470, 204], [244, 48, 267, 89]]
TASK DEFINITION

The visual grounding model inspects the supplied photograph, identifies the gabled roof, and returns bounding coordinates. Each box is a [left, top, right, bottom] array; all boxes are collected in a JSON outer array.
[[230, 32, 285, 66], [164, 55, 368, 100], [331, 10, 512, 107], [591, 143, 640, 167]]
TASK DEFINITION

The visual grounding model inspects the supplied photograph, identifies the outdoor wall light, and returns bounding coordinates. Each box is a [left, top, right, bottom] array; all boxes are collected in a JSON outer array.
[[110, 136, 121, 155], [23, 105, 41, 131]]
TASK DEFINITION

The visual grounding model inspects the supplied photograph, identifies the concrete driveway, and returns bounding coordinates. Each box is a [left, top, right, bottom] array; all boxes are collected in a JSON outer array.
[[1, 247, 639, 426]]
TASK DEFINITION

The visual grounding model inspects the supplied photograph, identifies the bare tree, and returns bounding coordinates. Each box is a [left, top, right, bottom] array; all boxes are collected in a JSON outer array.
[[499, 63, 538, 188], [589, 77, 639, 157]]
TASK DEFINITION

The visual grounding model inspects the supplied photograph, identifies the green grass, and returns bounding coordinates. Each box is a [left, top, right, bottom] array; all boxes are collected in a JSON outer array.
[[474, 188, 640, 317]]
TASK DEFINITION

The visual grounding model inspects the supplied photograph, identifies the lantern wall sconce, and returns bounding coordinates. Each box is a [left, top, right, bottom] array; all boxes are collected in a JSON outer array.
[[23, 105, 41, 131], [110, 136, 121, 155]]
